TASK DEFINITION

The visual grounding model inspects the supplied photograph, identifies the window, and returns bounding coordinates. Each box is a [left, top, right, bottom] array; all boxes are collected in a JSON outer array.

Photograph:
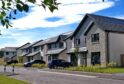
[[12, 52, 15, 55], [91, 33, 99, 43], [85, 38, 86, 44], [41, 46, 43, 50], [26, 49, 29, 52], [76, 39, 80, 46], [48, 44, 51, 50], [6, 52, 9, 55], [34, 47, 38, 51], [55, 43, 59, 48], [59, 42, 63, 48], [91, 52, 100, 65], [51, 44, 56, 49]]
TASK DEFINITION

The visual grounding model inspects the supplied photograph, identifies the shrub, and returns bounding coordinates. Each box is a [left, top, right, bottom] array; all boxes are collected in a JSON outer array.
[[107, 61, 117, 68], [0, 58, 5, 65], [32, 64, 47, 69], [11, 63, 24, 67]]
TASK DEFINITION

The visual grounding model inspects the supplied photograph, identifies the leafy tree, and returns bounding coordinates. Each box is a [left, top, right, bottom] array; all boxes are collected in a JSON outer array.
[[0, 0, 59, 28]]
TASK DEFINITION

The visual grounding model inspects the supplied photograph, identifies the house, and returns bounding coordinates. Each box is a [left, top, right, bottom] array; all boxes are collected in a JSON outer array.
[[26, 40, 44, 62], [46, 32, 72, 62], [1, 47, 17, 62], [65, 33, 87, 66], [16, 43, 31, 63], [2, 14, 124, 67], [66, 14, 124, 67]]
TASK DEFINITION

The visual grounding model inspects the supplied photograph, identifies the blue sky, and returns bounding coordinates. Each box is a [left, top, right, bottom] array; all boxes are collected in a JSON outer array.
[[0, 0, 124, 48]]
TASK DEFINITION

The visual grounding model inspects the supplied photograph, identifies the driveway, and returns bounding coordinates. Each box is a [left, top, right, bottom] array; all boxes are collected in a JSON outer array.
[[0, 66, 124, 84]]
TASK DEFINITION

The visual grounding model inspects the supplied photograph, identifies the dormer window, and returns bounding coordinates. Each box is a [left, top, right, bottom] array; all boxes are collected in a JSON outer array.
[[91, 33, 99, 43]]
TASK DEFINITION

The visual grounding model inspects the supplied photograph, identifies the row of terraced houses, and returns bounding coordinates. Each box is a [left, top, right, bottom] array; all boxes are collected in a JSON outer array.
[[1, 14, 124, 67]]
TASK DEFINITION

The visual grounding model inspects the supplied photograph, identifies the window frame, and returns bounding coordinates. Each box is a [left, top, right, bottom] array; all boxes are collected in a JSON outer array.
[[75, 38, 80, 46], [6, 52, 9, 55], [91, 33, 99, 43], [91, 52, 100, 65]]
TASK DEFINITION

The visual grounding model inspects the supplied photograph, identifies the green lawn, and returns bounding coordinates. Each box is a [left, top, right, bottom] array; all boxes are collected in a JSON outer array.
[[0, 75, 29, 84], [65, 66, 124, 74]]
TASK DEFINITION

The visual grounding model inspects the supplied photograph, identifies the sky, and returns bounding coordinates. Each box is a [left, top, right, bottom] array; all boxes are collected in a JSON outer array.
[[0, 0, 124, 48]]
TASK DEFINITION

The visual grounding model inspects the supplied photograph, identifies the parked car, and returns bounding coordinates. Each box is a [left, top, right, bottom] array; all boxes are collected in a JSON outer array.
[[6, 60, 18, 65], [24, 60, 45, 67], [48, 59, 73, 69]]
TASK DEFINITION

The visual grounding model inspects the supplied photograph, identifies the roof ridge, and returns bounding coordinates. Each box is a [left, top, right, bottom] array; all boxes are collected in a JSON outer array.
[[87, 14, 124, 22]]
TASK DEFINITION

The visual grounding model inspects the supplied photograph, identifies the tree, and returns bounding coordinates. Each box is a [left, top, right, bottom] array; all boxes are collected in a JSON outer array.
[[0, 0, 59, 28]]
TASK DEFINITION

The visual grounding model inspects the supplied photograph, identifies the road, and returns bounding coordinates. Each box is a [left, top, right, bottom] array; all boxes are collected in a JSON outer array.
[[0, 66, 124, 84]]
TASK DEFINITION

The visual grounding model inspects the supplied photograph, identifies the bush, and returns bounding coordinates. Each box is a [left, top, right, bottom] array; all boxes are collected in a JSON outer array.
[[0, 58, 5, 65], [107, 61, 117, 68], [32, 64, 47, 69], [11, 63, 24, 67]]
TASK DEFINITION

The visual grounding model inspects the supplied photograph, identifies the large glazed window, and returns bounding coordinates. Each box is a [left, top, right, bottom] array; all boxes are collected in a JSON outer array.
[[91, 33, 99, 43], [91, 52, 100, 65]]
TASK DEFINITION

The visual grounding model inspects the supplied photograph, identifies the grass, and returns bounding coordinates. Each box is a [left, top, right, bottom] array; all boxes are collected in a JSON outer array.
[[65, 66, 124, 74], [32, 64, 47, 69], [11, 63, 24, 67], [0, 75, 29, 84]]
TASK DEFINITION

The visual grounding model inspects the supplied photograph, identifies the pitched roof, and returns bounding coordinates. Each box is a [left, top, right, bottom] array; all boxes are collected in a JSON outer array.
[[72, 14, 124, 37], [45, 36, 59, 44], [85, 14, 124, 35], [32, 31, 73, 47], [27, 51, 40, 57], [63, 31, 74, 40], [30, 39, 43, 47], [47, 49, 64, 55], [1, 47, 17, 52], [17, 43, 31, 50]]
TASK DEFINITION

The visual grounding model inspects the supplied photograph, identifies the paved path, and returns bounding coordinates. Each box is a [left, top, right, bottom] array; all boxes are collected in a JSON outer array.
[[0, 66, 124, 84]]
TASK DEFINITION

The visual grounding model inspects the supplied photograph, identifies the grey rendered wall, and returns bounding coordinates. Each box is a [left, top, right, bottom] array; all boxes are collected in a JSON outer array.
[[43, 45, 48, 63], [66, 38, 73, 52], [4, 52, 16, 58], [108, 32, 124, 66], [58, 49, 68, 61], [16, 49, 22, 56], [33, 53, 41, 60], [74, 17, 92, 47]]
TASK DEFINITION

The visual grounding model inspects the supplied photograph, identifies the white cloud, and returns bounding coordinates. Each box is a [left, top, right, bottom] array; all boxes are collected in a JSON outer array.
[[0, 0, 115, 48], [0, 28, 34, 48], [11, 0, 114, 29]]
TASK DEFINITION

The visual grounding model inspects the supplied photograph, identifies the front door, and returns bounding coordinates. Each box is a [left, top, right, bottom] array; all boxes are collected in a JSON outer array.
[[121, 55, 124, 67], [70, 54, 77, 66], [81, 53, 87, 66]]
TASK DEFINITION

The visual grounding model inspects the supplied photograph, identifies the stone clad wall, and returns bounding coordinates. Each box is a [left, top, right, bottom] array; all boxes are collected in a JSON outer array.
[[86, 25, 107, 67]]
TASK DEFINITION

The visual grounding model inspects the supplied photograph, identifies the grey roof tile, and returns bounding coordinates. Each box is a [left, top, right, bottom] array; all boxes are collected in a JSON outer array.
[[87, 14, 124, 33], [1, 47, 17, 52]]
